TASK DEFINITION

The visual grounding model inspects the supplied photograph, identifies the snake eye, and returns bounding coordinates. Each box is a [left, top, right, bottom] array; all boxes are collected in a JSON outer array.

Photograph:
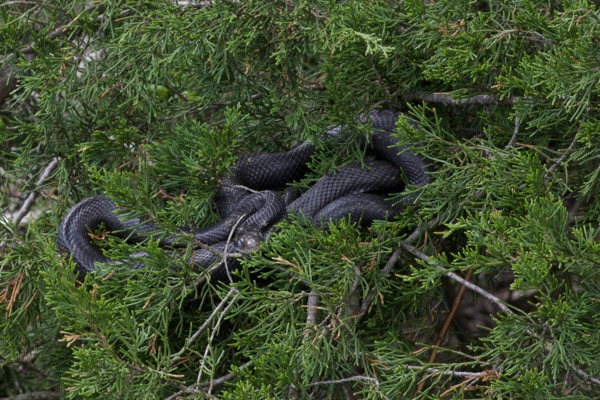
[[258, 231, 264, 240], [236, 239, 244, 248]]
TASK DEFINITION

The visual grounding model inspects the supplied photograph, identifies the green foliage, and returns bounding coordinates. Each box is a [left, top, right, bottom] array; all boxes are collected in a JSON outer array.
[[1, 0, 599, 398]]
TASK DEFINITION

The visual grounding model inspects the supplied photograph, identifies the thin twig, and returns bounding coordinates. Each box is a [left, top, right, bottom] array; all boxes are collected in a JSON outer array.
[[404, 219, 438, 243], [432, 268, 474, 357], [190, 213, 248, 288], [401, 243, 514, 315], [543, 133, 580, 184], [0, 1, 40, 6], [288, 375, 379, 397], [170, 287, 239, 366], [405, 91, 517, 107], [164, 387, 199, 400], [170, 93, 263, 120], [305, 375, 380, 388], [225, 184, 260, 194], [345, 263, 363, 317], [199, 360, 254, 388], [370, 57, 391, 101], [571, 365, 600, 386], [290, 291, 323, 399], [10, 157, 59, 227], [189, 238, 243, 259], [21, 10, 88, 55], [359, 219, 438, 316], [506, 114, 520, 148], [223, 214, 248, 282], [358, 247, 400, 316], [405, 364, 499, 379], [304, 291, 320, 337], [148, 354, 251, 399], [197, 288, 240, 390], [415, 268, 474, 394]]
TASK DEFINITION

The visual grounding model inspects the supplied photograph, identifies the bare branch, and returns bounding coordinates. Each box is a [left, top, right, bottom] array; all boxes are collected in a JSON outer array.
[[22, 19, 77, 55], [405, 364, 499, 379], [166, 360, 254, 400], [543, 126, 582, 183], [197, 288, 240, 390], [571, 365, 600, 386], [0, 1, 41, 6], [10, 157, 59, 227], [304, 291, 320, 337], [506, 114, 520, 148], [306, 375, 380, 388], [200, 360, 253, 388], [405, 91, 517, 106], [288, 375, 379, 398], [170, 287, 240, 366], [415, 268, 474, 394], [401, 243, 514, 315], [222, 213, 248, 283], [359, 219, 438, 316]]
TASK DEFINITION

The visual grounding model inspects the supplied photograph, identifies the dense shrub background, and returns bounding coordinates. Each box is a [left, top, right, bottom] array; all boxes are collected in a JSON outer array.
[[1, 1, 598, 398]]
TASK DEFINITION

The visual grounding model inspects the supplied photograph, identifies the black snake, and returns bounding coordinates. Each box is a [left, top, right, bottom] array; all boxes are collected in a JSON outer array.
[[58, 110, 429, 280]]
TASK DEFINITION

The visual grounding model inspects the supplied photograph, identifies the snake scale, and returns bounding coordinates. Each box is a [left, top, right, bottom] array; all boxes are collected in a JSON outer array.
[[58, 110, 429, 280]]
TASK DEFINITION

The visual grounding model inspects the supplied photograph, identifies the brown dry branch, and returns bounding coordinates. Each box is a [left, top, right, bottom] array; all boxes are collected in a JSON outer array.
[[0, 269, 25, 316], [415, 268, 475, 395]]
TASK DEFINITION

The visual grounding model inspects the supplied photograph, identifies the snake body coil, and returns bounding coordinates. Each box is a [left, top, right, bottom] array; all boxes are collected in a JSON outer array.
[[58, 110, 429, 280]]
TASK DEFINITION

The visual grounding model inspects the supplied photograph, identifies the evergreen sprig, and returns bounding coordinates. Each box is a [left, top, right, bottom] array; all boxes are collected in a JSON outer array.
[[1, 0, 598, 398]]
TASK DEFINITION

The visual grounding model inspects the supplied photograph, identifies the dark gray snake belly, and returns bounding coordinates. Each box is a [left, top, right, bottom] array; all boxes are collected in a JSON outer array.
[[58, 110, 429, 280]]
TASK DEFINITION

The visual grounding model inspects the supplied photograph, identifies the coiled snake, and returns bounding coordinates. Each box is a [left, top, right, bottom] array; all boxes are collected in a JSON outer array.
[[58, 110, 429, 280]]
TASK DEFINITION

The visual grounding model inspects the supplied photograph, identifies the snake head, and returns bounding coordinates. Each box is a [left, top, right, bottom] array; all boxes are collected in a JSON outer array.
[[233, 226, 267, 254]]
